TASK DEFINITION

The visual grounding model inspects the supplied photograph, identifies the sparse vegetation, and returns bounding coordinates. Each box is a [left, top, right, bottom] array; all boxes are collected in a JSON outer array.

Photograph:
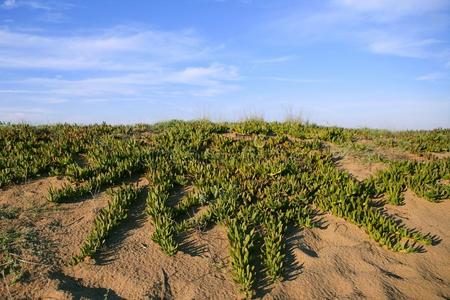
[[0, 229, 25, 284]]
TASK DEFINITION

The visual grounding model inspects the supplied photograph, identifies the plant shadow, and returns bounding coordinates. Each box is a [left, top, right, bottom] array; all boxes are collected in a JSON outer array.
[[95, 187, 149, 265], [253, 226, 306, 298], [48, 270, 124, 300]]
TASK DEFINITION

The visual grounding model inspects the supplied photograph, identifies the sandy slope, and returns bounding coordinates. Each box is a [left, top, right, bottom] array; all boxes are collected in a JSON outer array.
[[1, 164, 449, 299]]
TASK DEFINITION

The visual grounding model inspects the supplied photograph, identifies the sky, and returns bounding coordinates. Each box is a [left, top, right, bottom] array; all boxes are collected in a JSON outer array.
[[0, 0, 449, 129]]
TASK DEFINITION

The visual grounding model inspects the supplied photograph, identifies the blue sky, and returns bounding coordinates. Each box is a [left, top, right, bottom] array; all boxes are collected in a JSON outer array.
[[0, 0, 449, 129]]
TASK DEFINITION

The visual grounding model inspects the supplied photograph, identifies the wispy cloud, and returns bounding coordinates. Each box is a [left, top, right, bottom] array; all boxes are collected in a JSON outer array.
[[0, 24, 241, 109], [167, 64, 239, 83], [0, 27, 215, 70], [251, 76, 328, 83], [1, 0, 16, 8], [334, 0, 449, 20], [250, 56, 294, 64], [366, 34, 444, 58], [37, 11, 65, 23], [0, 106, 54, 123], [1, 0, 51, 10], [415, 72, 447, 81], [266, 0, 449, 61], [2, 1, 75, 24], [0, 63, 240, 104]]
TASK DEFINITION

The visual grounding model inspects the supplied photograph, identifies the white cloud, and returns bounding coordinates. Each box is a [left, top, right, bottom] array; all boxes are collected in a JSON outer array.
[[415, 72, 446, 81], [265, 0, 450, 62], [1, 0, 51, 10], [250, 56, 294, 64], [0, 106, 54, 123], [0, 27, 214, 70], [2, 0, 15, 8], [251, 76, 328, 83], [0, 25, 240, 110], [335, 0, 449, 20], [366, 34, 443, 58], [168, 64, 239, 84], [38, 12, 65, 23], [1, 1, 74, 24], [0, 63, 240, 104]]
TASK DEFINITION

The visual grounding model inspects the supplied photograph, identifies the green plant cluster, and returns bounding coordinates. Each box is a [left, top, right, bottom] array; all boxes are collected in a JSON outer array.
[[0, 123, 150, 188], [230, 119, 273, 135], [370, 159, 450, 204], [342, 128, 450, 154], [309, 162, 433, 252], [0, 124, 81, 188], [372, 129, 450, 154], [227, 217, 256, 298], [146, 157, 180, 256], [71, 184, 141, 264], [47, 137, 152, 203], [262, 215, 285, 282]]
